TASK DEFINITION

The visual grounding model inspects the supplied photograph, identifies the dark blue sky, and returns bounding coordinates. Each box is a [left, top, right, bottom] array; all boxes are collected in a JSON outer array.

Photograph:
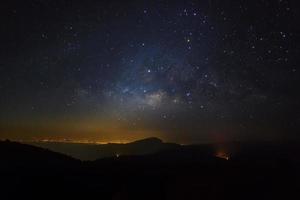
[[0, 0, 299, 143]]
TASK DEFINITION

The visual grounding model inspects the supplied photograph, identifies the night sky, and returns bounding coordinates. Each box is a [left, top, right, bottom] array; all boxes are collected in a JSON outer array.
[[0, 0, 299, 143]]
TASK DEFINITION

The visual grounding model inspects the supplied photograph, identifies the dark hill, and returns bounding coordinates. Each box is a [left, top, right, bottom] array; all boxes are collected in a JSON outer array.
[[0, 140, 79, 169], [28, 137, 180, 160], [89, 141, 300, 200], [0, 140, 81, 199], [129, 137, 162, 144], [1, 140, 300, 199]]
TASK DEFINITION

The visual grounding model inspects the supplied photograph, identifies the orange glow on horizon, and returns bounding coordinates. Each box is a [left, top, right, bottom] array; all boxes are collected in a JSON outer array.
[[17, 138, 135, 145], [215, 151, 230, 160]]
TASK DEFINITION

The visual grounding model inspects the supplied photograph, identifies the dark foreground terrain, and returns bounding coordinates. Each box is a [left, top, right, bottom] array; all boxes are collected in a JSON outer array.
[[1, 139, 299, 200]]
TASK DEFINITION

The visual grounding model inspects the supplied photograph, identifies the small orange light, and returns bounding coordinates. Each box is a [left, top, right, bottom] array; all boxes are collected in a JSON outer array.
[[215, 151, 230, 160]]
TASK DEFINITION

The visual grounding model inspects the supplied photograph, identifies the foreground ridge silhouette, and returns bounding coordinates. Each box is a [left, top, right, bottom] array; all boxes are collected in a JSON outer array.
[[0, 139, 299, 200]]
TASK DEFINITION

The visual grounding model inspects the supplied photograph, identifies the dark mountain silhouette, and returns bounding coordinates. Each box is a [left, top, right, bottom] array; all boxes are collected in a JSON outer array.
[[0, 140, 79, 168], [28, 137, 180, 160], [0, 140, 81, 200], [1, 139, 299, 199]]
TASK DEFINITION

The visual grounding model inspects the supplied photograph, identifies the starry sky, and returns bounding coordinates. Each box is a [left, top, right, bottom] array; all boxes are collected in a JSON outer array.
[[0, 0, 299, 143]]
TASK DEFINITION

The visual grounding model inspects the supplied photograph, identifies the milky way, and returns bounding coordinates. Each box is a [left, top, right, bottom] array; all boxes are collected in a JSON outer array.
[[0, 0, 299, 143]]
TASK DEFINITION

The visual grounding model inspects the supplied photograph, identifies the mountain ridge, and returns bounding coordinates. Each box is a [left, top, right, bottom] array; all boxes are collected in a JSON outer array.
[[26, 137, 180, 160], [1, 139, 299, 199]]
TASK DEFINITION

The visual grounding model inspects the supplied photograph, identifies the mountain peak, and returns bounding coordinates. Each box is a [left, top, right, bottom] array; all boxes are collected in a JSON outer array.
[[130, 137, 163, 144]]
